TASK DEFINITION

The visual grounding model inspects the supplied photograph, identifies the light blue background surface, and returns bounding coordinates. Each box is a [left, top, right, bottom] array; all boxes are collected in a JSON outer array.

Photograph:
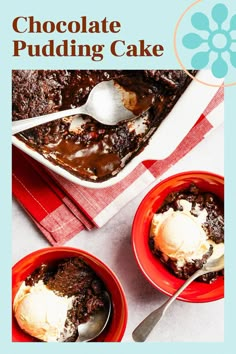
[[1, 0, 235, 353]]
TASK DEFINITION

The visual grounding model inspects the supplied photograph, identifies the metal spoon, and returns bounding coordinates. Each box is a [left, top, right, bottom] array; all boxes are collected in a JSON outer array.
[[132, 254, 224, 342], [76, 291, 112, 342], [12, 80, 150, 135]]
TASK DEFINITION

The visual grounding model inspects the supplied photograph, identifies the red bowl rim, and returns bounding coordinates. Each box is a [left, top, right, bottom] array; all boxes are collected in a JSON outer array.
[[12, 246, 128, 342], [132, 170, 224, 303]]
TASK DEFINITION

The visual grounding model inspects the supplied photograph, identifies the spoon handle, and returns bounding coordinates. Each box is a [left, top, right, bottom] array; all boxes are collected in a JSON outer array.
[[12, 105, 88, 135], [132, 268, 203, 342]]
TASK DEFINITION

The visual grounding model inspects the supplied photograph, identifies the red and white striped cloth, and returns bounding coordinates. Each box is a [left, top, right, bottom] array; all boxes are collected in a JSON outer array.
[[12, 87, 224, 246]]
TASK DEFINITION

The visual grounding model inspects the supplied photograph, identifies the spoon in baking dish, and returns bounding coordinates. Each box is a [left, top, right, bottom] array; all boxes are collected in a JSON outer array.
[[132, 254, 224, 342], [76, 291, 112, 342], [12, 80, 153, 135]]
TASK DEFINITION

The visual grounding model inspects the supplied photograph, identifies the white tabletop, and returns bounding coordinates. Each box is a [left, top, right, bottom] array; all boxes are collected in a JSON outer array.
[[12, 122, 224, 342]]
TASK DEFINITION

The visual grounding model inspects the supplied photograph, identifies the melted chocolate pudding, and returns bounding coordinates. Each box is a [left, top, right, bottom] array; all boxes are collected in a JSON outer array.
[[12, 70, 196, 182]]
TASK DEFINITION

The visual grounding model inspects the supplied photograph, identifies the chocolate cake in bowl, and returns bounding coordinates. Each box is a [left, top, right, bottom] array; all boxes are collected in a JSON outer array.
[[132, 171, 224, 302], [12, 247, 128, 342], [12, 70, 197, 183], [13, 257, 108, 342]]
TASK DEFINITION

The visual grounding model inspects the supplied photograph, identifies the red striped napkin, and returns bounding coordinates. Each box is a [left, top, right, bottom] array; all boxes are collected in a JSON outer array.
[[12, 87, 224, 246]]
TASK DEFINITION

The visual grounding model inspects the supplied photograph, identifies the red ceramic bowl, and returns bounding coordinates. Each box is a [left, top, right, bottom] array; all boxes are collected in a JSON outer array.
[[132, 171, 224, 303], [12, 247, 128, 342]]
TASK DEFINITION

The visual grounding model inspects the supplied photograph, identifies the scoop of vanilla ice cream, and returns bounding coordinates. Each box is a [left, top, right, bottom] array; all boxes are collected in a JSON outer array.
[[13, 280, 74, 342], [150, 200, 210, 265]]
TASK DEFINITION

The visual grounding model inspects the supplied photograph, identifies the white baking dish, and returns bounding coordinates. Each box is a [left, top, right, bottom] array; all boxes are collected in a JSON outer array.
[[12, 70, 223, 189]]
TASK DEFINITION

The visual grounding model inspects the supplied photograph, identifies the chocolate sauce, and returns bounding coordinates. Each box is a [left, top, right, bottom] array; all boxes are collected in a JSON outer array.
[[41, 137, 121, 180]]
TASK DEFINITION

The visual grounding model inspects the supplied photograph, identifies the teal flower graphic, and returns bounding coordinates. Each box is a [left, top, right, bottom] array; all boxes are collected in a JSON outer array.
[[182, 3, 236, 78]]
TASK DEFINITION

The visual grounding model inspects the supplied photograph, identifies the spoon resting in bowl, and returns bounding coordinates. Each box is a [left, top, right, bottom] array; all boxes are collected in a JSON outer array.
[[132, 254, 224, 342], [12, 79, 153, 135], [76, 290, 112, 342]]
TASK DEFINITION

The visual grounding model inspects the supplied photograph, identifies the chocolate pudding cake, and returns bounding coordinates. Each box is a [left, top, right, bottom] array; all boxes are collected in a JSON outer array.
[[12, 70, 196, 182], [13, 257, 108, 342], [149, 184, 224, 283]]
